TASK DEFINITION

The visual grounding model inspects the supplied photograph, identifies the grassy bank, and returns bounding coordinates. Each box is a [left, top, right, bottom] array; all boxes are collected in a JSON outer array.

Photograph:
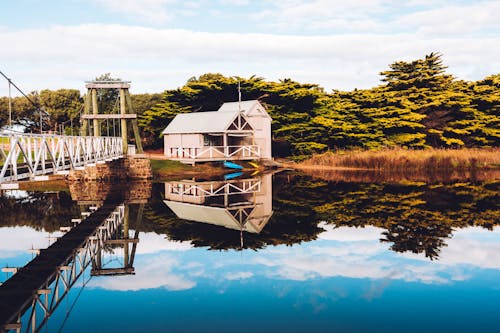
[[150, 159, 229, 179], [295, 148, 500, 171]]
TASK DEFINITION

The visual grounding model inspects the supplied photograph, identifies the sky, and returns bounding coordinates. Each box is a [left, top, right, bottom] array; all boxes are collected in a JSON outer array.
[[0, 0, 499, 96]]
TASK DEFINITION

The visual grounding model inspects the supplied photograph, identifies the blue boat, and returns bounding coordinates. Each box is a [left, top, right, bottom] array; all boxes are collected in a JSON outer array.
[[224, 172, 243, 180], [223, 161, 243, 170]]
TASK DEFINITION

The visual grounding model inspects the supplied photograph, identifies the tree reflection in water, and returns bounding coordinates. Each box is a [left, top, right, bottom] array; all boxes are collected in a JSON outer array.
[[140, 172, 499, 260], [1, 172, 498, 260]]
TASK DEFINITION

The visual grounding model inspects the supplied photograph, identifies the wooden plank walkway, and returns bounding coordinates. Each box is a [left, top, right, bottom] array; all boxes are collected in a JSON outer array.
[[0, 204, 119, 328]]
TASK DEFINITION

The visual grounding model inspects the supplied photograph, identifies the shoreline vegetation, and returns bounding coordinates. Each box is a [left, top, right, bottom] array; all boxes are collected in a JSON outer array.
[[293, 148, 500, 171], [285, 147, 500, 182]]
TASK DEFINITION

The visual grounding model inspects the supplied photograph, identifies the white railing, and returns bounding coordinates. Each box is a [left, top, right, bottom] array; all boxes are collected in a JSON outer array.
[[167, 145, 260, 160], [166, 178, 261, 198], [0, 134, 123, 183]]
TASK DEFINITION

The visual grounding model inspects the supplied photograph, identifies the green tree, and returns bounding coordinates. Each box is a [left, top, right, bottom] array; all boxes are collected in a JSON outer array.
[[39, 89, 83, 133]]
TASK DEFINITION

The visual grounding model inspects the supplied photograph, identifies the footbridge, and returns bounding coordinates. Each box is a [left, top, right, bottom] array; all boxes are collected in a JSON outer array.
[[0, 134, 124, 184], [0, 74, 145, 186]]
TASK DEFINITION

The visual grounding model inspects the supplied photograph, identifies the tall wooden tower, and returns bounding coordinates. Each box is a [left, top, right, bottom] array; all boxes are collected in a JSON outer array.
[[81, 80, 143, 154]]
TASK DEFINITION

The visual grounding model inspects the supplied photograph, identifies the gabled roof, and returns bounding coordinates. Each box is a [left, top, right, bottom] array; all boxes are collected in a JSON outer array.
[[162, 111, 241, 134], [164, 200, 269, 233], [219, 100, 271, 120], [218, 100, 259, 114], [162, 99, 268, 134]]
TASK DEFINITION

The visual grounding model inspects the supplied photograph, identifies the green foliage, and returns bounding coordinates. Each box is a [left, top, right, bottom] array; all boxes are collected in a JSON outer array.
[[93, 73, 121, 115], [1, 54, 497, 154], [138, 53, 499, 153], [39, 89, 83, 131], [139, 73, 326, 150]]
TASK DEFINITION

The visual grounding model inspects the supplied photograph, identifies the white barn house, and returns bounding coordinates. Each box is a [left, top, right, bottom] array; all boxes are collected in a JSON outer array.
[[162, 100, 272, 163]]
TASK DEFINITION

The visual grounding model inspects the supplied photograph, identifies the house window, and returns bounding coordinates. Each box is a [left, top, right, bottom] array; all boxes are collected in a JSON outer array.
[[203, 134, 223, 147]]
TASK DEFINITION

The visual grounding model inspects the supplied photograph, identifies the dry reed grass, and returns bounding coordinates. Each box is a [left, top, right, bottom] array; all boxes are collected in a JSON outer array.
[[296, 168, 500, 184], [298, 148, 500, 171]]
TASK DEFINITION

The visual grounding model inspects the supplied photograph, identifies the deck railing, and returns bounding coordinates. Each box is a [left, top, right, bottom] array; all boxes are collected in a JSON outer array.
[[166, 178, 261, 198], [0, 134, 123, 183], [166, 145, 260, 160]]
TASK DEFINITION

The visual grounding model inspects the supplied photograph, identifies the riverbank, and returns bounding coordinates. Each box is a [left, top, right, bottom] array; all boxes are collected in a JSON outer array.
[[150, 159, 229, 179], [291, 148, 500, 172]]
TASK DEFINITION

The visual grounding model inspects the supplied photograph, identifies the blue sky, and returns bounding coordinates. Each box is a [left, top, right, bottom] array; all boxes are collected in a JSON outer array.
[[0, 0, 499, 95]]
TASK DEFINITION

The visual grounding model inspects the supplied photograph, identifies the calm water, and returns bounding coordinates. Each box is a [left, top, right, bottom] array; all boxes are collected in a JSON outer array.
[[1, 172, 499, 333]]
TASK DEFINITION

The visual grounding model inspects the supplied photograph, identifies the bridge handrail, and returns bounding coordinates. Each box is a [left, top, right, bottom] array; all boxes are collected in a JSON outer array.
[[0, 134, 124, 183]]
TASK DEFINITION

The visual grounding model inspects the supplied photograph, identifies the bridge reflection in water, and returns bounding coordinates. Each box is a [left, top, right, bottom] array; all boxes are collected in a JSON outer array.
[[163, 173, 273, 234], [0, 180, 151, 333]]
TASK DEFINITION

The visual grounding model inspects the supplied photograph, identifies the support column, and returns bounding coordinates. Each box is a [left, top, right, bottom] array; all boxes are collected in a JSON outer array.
[[125, 90, 144, 153], [81, 90, 90, 136], [119, 89, 128, 155], [129, 203, 144, 267], [91, 88, 100, 137], [223, 133, 228, 157], [123, 205, 129, 267]]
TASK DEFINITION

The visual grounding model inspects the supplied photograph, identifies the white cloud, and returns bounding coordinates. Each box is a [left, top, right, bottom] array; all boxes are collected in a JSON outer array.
[[92, 0, 177, 24], [255, 226, 500, 285], [255, 0, 389, 33], [1, 23, 498, 97], [318, 223, 384, 241], [219, 0, 250, 5], [90, 253, 196, 291], [225, 271, 254, 280], [393, 1, 500, 36], [254, 0, 500, 36], [401, 227, 500, 269], [0, 226, 61, 259], [135, 232, 194, 254]]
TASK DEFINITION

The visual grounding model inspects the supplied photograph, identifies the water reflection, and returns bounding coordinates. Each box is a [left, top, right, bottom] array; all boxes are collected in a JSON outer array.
[[0, 173, 499, 332], [274, 174, 499, 259], [152, 172, 500, 259], [163, 173, 273, 233]]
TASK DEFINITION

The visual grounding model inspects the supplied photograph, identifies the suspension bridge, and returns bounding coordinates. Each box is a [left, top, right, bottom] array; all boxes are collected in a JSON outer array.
[[0, 71, 152, 332], [0, 71, 145, 186]]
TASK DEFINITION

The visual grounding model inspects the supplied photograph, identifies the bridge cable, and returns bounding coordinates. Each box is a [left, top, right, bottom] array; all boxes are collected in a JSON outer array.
[[8, 79, 12, 127], [56, 274, 93, 333], [1, 70, 50, 133]]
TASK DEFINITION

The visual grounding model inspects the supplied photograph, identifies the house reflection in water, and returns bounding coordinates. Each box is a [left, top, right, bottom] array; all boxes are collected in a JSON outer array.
[[163, 173, 273, 233]]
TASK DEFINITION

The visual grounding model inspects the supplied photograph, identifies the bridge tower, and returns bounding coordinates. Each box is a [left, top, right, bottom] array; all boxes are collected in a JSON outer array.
[[81, 80, 143, 154]]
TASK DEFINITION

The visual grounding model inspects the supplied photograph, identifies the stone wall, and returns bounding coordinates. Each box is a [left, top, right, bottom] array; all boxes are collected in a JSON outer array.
[[69, 180, 152, 204], [68, 157, 152, 181]]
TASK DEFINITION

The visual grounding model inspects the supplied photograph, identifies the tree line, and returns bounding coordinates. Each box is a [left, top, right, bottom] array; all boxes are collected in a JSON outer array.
[[1, 53, 498, 156]]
